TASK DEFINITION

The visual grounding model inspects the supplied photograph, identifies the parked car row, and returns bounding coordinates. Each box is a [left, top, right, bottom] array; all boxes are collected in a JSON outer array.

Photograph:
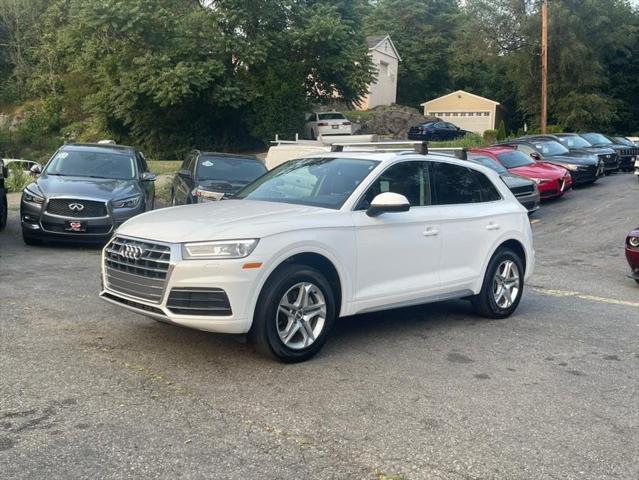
[[5, 132, 637, 362]]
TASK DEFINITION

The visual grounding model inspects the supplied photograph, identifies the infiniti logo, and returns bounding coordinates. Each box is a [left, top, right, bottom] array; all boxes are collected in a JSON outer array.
[[68, 203, 85, 212], [120, 243, 146, 261]]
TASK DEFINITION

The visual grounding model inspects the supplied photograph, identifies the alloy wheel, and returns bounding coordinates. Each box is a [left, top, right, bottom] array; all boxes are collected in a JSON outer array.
[[492, 260, 520, 309], [276, 282, 326, 350]]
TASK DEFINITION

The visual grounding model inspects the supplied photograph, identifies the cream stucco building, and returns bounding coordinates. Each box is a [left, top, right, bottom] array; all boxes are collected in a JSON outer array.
[[357, 36, 401, 110], [421, 90, 507, 134]]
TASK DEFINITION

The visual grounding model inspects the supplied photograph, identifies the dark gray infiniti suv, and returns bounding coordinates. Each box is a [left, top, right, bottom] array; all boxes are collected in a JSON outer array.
[[21, 143, 156, 245]]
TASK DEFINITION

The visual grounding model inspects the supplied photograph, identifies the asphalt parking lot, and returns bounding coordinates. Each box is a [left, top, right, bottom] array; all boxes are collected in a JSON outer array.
[[1, 174, 638, 480]]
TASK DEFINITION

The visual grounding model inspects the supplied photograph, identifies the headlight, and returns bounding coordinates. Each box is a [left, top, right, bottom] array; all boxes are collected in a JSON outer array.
[[23, 186, 45, 205], [562, 163, 579, 171], [629, 236, 639, 248], [182, 239, 259, 260], [530, 178, 550, 185], [113, 195, 141, 209]]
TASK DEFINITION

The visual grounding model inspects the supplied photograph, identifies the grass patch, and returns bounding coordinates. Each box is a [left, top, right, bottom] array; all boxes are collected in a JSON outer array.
[[154, 176, 173, 205], [148, 160, 181, 175], [428, 133, 486, 149]]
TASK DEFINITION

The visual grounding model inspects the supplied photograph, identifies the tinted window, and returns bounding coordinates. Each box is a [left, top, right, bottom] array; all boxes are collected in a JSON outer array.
[[45, 149, 136, 180], [613, 136, 633, 146], [581, 133, 612, 145], [533, 141, 569, 156], [357, 161, 431, 210], [181, 153, 194, 170], [317, 113, 346, 120], [556, 135, 591, 148], [468, 155, 508, 174], [496, 150, 535, 168], [236, 157, 378, 209], [196, 156, 267, 184], [433, 162, 500, 205]]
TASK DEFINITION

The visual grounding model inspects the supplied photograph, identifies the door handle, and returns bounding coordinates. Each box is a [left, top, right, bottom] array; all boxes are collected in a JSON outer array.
[[486, 222, 500, 231], [422, 228, 439, 237]]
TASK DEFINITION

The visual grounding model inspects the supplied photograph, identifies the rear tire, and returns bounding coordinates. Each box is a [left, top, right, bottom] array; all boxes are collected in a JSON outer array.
[[249, 264, 336, 363], [471, 248, 525, 319], [0, 192, 7, 231]]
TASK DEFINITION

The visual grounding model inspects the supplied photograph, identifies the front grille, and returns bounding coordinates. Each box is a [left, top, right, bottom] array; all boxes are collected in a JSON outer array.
[[167, 288, 232, 316], [598, 154, 617, 167], [47, 198, 107, 218], [104, 237, 171, 303], [511, 185, 535, 197]]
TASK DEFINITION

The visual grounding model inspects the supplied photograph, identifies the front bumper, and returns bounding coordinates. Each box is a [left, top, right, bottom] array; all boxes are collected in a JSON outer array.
[[100, 237, 260, 334], [626, 247, 639, 279], [21, 196, 142, 242], [514, 190, 540, 213], [538, 175, 571, 199]]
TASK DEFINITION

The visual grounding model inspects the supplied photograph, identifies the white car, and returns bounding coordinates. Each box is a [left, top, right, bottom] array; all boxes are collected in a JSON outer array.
[[100, 150, 534, 362], [304, 112, 352, 139]]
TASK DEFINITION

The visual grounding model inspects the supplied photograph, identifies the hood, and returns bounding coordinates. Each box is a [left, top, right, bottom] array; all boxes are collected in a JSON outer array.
[[568, 147, 616, 156], [500, 173, 534, 189], [509, 161, 567, 180], [546, 152, 598, 165], [35, 174, 140, 201], [197, 179, 248, 195], [117, 199, 349, 243]]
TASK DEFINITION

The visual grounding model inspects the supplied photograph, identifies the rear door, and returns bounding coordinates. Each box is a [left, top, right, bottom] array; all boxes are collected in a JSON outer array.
[[431, 161, 504, 291], [352, 160, 442, 312], [175, 153, 196, 204]]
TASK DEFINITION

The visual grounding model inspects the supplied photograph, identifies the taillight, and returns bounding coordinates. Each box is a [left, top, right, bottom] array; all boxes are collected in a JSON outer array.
[[342, 121, 351, 126], [318, 122, 329, 127]]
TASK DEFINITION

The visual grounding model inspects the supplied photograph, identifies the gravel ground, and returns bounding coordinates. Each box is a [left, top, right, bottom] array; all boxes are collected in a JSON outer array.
[[1, 174, 638, 480]]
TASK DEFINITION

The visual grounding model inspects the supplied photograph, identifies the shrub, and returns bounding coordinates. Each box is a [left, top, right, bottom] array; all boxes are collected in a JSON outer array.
[[496, 121, 508, 140], [483, 129, 498, 144], [5, 164, 35, 193]]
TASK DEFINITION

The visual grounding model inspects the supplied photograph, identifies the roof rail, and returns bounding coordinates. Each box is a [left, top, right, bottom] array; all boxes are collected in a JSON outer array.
[[427, 147, 468, 160], [330, 140, 429, 155]]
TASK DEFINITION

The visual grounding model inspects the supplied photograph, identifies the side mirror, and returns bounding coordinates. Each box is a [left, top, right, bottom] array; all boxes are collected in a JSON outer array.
[[30, 164, 42, 175], [178, 169, 191, 178], [141, 171, 157, 182], [366, 192, 410, 217], [530, 152, 541, 161]]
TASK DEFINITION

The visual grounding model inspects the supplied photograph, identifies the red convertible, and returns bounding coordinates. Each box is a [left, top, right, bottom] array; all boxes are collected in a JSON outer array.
[[626, 229, 639, 283], [469, 146, 572, 199]]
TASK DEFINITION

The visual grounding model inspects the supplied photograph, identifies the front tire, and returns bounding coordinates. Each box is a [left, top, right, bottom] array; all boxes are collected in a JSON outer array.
[[249, 264, 336, 363], [471, 248, 524, 319]]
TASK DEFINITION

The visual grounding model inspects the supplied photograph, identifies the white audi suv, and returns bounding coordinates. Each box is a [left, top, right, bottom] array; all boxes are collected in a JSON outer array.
[[100, 150, 534, 362]]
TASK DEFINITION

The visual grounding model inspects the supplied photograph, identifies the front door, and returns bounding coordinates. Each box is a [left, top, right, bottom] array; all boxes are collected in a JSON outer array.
[[351, 160, 442, 313]]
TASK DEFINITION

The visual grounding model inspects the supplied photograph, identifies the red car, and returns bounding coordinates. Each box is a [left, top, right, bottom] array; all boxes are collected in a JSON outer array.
[[469, 146, 572, 200], [626, 229, 639, 283]]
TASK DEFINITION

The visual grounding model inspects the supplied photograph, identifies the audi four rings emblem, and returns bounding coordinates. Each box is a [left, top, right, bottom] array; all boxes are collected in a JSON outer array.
[[121, 244, 146, 260], [68, 203, 85, 211]]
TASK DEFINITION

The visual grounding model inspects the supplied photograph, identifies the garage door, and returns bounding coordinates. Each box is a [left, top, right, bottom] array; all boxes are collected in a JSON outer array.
[[428, 111, 492, 134]]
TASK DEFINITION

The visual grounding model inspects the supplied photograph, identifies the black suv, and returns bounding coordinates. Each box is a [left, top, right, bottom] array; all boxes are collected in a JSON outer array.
[[172, 151, 267, 205], [0, 156, 7, 230], [579, 133, 637, 172], [524, 134, 619, 174], [21, 143, 156, 245]]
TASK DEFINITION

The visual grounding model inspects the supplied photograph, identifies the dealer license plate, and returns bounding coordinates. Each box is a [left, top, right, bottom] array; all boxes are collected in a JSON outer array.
[[65, 220, 87, 232]]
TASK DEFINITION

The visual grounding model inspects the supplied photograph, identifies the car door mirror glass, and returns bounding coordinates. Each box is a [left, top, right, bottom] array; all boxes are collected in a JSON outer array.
[[141, 172, 157, 182], [30, 164, 42, 175], [178, 169, 191, 178], [366, 192, 410, 217], [530, 152, 541, 161]]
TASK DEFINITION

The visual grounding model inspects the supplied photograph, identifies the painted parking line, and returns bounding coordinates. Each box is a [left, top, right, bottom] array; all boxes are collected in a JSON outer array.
[[530, 219, 541, 225], [532, 286, 639, 308]]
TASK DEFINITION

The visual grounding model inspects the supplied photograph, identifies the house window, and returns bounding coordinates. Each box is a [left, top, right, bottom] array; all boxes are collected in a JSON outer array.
[[484, 112, 490, 117], [460, 112, 467, 117], [468, 112, 474, 117]]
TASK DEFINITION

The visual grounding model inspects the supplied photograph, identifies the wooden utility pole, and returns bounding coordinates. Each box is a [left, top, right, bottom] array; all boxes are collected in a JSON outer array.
[[540, 0, 548, 134]]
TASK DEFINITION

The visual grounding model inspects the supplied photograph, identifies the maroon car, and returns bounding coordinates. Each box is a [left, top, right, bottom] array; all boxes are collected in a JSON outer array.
[[626, 229, 639, 283]]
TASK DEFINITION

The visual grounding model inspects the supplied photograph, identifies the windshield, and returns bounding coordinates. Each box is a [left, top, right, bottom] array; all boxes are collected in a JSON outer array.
[[235, 157, 379, 209], [581, 133, 612, 145], [468, 155, 508, 174], [533, 141, 569, 156], [45, 149, 135, 180], [557, 135, 591, 148], [196, 156, 267, 184], [318, 113, 346, 120], [613, 136, 634, 146], [496, 150, 535, 168]]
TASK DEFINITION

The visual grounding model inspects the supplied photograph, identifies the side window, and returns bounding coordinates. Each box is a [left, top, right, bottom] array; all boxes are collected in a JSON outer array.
[[432, 162, 500, 205], [138, 152, 149, 172], [135, 153, 147, 174], [181, 153, 193, 170], [357, 161, 431, 210], [187, 154, 198, 173]]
